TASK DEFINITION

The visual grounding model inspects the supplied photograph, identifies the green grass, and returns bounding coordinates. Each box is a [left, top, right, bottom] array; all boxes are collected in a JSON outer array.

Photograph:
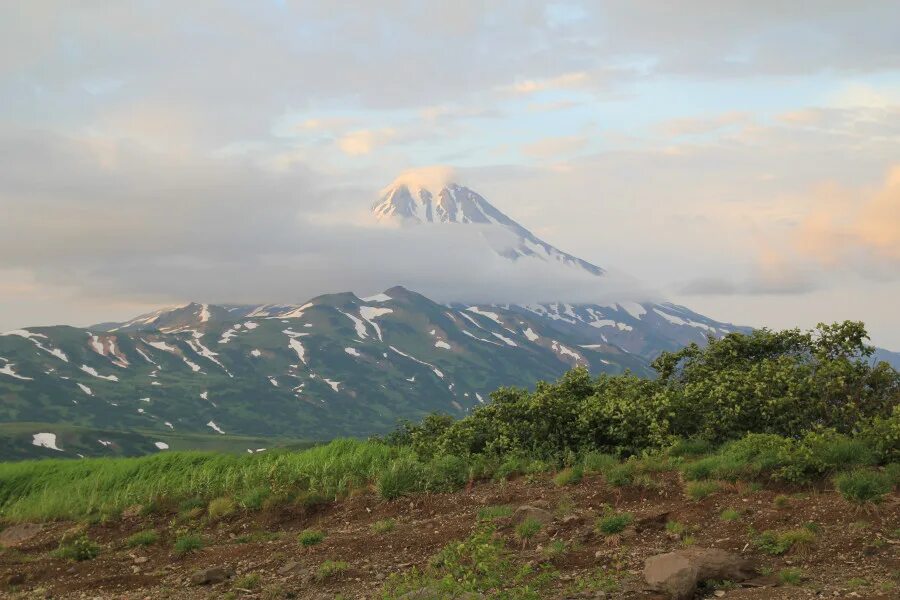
[[370, 519, 396, 533], [596, 512, 633, 535], [720, 508, 741, 522], [778, 567, 804, 585], [207, 496, 235, 520], [752, 528, 816, 556], [173, 534, 204, 555], [515, 517, 542, 542], [665, 521, 685, 536], [553, 466, 583, 487], [298, 529, 325, 547], [234, 572, 261, 589], [581, 451, 618, 475], [834, 469, 893, 504], [0, 438, 417, 521], [315, 560, 349, 581], [477, 505, 513, 522], [685, 480, 720, 500], [125, 529, 159, 548]]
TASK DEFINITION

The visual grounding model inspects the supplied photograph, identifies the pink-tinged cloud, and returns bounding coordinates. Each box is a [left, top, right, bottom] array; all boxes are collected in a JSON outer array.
[[796, 165, 900, 266]]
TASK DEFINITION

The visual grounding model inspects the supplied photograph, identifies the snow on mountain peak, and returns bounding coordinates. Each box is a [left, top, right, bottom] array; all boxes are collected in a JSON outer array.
[[373, 169, 606, 277]]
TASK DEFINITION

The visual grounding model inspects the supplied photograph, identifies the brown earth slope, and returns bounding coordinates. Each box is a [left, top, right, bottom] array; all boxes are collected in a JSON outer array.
[[1, 472, 898, 599]]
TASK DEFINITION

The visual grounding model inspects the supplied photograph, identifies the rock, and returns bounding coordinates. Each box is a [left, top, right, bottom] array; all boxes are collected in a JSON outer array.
[[644, 552, 698, 600], [644, 547, 756, 600], [0, 523, 43, 547], [190, 566, 234, 585], [278, 561, 302, 575], [133, 556, 149, 565], [513, 505, 553, 525]]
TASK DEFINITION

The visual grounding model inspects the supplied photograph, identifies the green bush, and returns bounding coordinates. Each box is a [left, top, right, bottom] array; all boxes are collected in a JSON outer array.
[[125, 529, 159, 548], [597, 512, 632, 535], [834, 469, 893, 504], [424, 454, 469, 492], [173, 534, 204, 555], [298, 529, 324, 547], [52, 534, 100, 561], [377, 458, 425, 500]]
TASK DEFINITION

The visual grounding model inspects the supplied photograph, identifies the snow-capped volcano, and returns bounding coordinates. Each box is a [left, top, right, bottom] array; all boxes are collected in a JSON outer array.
[[373, 169, 605, 276]]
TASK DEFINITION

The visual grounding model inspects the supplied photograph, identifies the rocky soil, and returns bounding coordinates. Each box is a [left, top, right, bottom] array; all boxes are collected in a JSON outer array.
[[1, 472, 898, 599]]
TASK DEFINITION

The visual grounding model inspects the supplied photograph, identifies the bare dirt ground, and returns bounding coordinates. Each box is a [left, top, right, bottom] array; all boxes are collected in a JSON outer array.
[[1, 472, 898, 599]]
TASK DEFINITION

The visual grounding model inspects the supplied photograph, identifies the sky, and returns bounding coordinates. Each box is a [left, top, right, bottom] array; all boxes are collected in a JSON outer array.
[[1, 1, 899, 348]]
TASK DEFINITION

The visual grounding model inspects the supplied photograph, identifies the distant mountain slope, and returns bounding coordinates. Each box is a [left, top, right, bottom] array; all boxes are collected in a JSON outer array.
[[0, 284, 754, 458]]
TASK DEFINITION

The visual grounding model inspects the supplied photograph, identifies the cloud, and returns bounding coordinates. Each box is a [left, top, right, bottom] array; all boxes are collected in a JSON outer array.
[[336, 128, 398, 155], [795, 165, 900, 269], [0, 130, 654, 330], [658, 111, 752, 137], [503, 72, 591, 95], [522, 135, 589, 159]]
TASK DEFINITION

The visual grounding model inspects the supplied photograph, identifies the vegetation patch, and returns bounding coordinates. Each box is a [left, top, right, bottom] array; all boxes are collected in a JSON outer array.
[[125, 529, 159, 548], [752, 528, 816, 556], [597, 511, 633, 536], [173, 533, 204, 556], [298, 529, 325, 547], [834, 469, 894, 504]]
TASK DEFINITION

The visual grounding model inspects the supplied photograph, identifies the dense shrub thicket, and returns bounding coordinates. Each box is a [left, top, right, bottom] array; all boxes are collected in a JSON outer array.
[[386, 321, 899, 461]]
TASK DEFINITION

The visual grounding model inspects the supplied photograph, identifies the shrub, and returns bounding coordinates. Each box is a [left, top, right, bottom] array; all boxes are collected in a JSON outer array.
[[753, 529, 815, 556], [298, 529, 325, 547], [207, 496, 235, 521], [173, 534, 204, 555], [377, 458, 425, 500], [370, 519, 396, 533], [834, 469, 893, 504], [52, 534, 100, 561], [597, 512, 632, 535], [315, 560, 348, 581], [515, 517, 542, 542], [686, 480, 720, 501], [424, 454, 469, 492], [553, 466, 583, 487], [477, 505, 513, 522], [125, 529, 159, 548]]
